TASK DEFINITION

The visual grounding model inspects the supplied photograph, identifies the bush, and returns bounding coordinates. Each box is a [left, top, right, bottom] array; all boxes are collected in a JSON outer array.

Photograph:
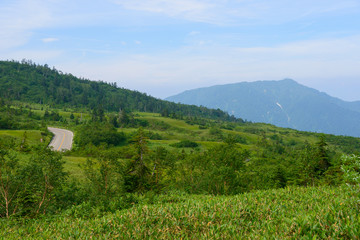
[[147, 131, 163, 140], [74, 122, 126, 147], [170, 140, 199, 148], [341, 154, 360, 188]]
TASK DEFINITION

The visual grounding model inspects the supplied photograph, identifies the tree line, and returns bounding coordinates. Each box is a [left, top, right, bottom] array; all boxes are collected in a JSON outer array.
[[0, 60, 242, 122]]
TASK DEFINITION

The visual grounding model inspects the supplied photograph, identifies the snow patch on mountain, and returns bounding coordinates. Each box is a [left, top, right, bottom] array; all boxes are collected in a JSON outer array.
[[276, 102, 291, 124]]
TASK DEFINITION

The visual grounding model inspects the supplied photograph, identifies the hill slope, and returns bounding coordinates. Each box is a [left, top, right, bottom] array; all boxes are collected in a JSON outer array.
[[166, 79, 360, 137], [0, 60, 236, 122], [1, 185, 359, 239]]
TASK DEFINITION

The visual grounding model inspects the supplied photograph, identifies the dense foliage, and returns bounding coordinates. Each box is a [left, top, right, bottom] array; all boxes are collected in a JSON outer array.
[[74, 122, 126, 148], [0, 60, 240, 122], [1, 103, 357, 220], [1, 186, 359, 239], [170, 140, 199, 148], [0, 144, 65, 218]]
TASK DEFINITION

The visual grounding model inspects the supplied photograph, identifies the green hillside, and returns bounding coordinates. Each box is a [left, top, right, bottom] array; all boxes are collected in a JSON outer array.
[[0, 60, 237, 122], [1, 61, 360, 238], [1, 100, 359, 194]]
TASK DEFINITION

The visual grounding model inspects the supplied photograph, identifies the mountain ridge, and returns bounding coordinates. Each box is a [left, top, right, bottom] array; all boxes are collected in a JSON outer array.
[[166, 79, 360, 137]]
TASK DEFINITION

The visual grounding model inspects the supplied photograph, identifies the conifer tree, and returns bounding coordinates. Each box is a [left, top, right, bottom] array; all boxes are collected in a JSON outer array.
[[124, 128, 150, 193]]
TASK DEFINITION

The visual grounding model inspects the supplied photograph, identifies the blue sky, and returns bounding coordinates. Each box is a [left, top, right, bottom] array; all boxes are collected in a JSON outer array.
[[1, 0, 360, 100]]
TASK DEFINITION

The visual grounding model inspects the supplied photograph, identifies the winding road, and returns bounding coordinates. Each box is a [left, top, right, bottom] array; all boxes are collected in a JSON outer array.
[[48, 127, 74, 151]]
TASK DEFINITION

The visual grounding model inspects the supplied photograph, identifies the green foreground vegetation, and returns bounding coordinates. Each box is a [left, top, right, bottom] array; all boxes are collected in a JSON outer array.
[[1, 186, 359, 239], [2, 101, 360, 238], [1, 61, 360, 238]]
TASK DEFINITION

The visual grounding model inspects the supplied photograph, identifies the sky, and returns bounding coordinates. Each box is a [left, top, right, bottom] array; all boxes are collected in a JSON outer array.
[[1, 0, 360, 101]]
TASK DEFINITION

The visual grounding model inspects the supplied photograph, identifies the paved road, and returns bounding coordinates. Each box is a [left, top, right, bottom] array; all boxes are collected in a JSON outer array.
[[48, 127, 74, 151]]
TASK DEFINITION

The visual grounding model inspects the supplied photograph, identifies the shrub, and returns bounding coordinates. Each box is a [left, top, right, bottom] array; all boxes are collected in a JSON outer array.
[[341, 154, 360, 189], [74, 122, 126, 147], [170, 140, 199, 148]]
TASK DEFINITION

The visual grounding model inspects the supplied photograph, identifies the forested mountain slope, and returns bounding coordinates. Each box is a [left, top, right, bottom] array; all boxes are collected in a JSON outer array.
[[0, 60, 238, 122], [166, 79, 360, 137]]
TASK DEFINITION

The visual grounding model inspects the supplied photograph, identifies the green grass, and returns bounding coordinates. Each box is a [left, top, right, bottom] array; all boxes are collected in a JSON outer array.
[[63, 156, 87, 181], [135, 112, 203, 131], [0, 130, 49, 145], [147, 139, 178, 148], [133, 113, 321, 149], [1, 185, 358, 239]]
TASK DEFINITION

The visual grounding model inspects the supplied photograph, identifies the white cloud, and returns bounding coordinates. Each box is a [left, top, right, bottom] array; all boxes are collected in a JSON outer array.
[[235, 35, 360, 60], [42, 38, 59, 43], [114, 0, 212, 14], [112, 0, 218, 23], [188, 31, 200, 36], [112, 0, 360, 25], [56, 35, 360, 99], [0, 0, 118, 51], [0, 0, 57, 51], [1, 0, 359, 101]]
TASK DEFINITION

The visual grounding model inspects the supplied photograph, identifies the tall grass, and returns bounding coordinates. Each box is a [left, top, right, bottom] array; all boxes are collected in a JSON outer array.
[[1, 185, 359, 239], [62, 156, 87, 181]]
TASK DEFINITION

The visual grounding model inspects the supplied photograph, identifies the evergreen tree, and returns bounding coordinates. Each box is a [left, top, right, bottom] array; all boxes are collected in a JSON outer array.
[[124, 128, 150, 193], [83, 150, 123, 202], [315, 135, 331, 174]]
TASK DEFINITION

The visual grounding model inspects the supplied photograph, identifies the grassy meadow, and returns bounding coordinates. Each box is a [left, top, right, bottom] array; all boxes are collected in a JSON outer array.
[[0, 185, 359, 239]]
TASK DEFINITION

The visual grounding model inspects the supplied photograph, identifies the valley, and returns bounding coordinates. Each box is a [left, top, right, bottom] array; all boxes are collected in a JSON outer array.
[[1, 61, 360, 238]]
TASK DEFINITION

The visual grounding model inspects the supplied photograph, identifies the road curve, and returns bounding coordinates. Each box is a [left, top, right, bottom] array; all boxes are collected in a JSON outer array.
[[48, 127, 74, 151]]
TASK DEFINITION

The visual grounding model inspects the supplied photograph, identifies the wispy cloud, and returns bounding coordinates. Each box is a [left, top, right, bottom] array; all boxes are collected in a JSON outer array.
[[112, 0, 360, 25], [1, 0, 360, 101], [42, 38, 59, 43], [57, 35, 360, 99], [0, 0, 116, 50], [112, 0, 219, 23], [0, 0, 54, 50]]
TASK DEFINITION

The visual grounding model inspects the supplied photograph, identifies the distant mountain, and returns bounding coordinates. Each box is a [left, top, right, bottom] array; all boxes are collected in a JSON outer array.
[[166, 79, 360, 137]]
